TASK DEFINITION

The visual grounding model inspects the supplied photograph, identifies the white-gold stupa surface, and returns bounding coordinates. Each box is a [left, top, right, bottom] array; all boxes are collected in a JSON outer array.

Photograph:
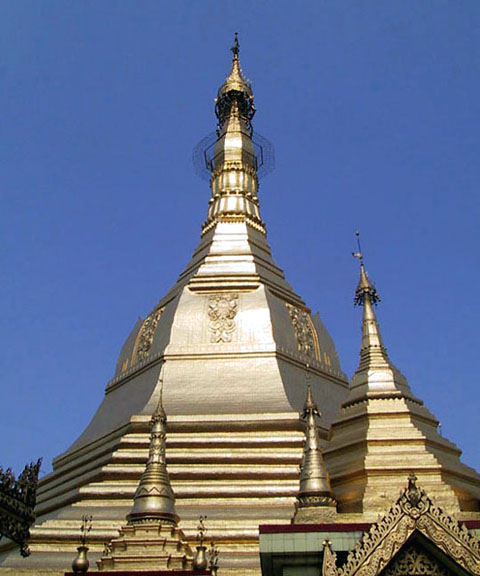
[[0, 40, 348, 575]]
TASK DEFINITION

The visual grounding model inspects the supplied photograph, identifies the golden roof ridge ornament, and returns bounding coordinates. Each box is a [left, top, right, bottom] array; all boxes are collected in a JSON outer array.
[[293, 366, 336, 522], [127, 381, 179, 525]]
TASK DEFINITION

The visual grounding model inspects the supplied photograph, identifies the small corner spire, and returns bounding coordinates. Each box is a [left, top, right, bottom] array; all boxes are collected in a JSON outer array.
[[127, 380, 179, 525], [293, 366, 336, 521]]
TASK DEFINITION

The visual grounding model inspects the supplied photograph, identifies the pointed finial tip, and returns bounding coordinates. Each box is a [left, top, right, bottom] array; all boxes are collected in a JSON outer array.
[[231, 33, 239, 58], [353, 233, 381, 306]]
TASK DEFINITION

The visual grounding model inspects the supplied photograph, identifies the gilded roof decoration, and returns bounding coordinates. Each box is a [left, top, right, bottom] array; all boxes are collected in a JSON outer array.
[[338, 474, 480, 576], [382, 541, 452, 576]]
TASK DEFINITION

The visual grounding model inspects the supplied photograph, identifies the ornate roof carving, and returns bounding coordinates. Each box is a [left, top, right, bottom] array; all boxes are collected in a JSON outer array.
[[286, 303, 320, 360], [132, 306, 165, 363], [333, 474, 480, 576], [382, 540, 453, 576]]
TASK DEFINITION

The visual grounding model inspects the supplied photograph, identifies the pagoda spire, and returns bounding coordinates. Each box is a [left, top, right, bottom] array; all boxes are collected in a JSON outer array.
[[293, 368, 336, 523], [203, 34, 264, 234], [353, 243, 389, 373], [127, 382, 179, 525], [348, 233, 413, 404], [324, 235, 480, 517]]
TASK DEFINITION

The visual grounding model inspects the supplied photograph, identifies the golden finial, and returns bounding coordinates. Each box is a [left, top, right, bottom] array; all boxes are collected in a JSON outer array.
[[217, 33, 253, 100], [352, 232, 380, 306]]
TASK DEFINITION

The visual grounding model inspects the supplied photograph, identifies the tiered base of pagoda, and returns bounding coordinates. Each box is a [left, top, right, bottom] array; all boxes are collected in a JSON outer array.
[[0, 413, 312, 576], [96, 522, 192, 571]]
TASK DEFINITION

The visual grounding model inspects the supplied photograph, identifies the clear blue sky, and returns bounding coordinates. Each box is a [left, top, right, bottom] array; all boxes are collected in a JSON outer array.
[[1, 1, 479, 477]]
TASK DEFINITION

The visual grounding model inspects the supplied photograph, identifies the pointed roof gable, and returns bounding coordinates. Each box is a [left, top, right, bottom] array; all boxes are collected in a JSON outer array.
[[338, 475, 480, 576]]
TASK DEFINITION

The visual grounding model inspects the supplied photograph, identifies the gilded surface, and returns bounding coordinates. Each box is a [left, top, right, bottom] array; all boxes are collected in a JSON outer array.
[[208, 293, 238, 343]]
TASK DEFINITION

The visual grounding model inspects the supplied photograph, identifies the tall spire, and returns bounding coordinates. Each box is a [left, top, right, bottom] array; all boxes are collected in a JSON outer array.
[[203, 34, 264, 234], [348, 233, 414, 404], [324, 234, 480, 517], [293, 368, 336, 523], [127, 382, 179, 525]]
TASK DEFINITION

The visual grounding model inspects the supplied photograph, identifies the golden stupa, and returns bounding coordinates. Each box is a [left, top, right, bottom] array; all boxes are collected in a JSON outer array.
[[0, 38, 348, 575], [1, 38, 479, 576]]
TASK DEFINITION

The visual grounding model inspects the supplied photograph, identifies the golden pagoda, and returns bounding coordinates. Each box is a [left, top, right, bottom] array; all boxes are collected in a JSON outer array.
[[324, 248, 480, 518], [0, 37, 348, 575]]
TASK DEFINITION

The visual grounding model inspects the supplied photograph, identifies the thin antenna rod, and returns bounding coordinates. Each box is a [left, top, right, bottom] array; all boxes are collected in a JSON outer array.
[[352, 231, 364, 265]]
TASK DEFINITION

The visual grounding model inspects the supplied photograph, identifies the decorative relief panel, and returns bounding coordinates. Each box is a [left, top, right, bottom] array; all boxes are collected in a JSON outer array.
[[286, 303, 319, 359], [133, 307, 165, 362], [208, 293, 238, 343], [383, 542, 451, 576]]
